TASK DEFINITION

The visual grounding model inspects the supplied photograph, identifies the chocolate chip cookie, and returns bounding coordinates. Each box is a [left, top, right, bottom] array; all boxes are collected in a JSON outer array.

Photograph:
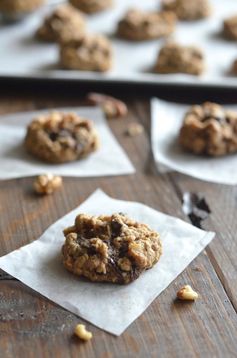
[[179, 102, 237, 156], [36, 4, 86, 43], [0, 0, 45, 15], [69, 0, 112, 14], [155, 42, 205, 75], [60, 34, 113, 72], [223, 15, 237, 40], [62, 213, 162, 284], [25, 112, 99, 163], [117, 9, 176, 41], [162, 0, 211, 21]]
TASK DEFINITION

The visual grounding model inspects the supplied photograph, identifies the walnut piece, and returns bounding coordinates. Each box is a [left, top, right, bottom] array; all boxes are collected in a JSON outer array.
[[34, 174, 62, 195], [74, 324, 92, 341], [87, 92, 128, 119], [126, 123, 144, 137], [177, 285, 199, 301]]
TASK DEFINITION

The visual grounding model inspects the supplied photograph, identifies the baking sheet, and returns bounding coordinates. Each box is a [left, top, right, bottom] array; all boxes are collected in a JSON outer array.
[[0, 189, 215, 335], [0, 107, 135, 179], [1, 0, 237, 87], [151, 98, 237, 185]]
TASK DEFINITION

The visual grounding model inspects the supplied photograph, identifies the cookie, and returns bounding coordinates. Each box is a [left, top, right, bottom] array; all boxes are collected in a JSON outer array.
[[223, 15, 237, 41], [25, 111, 99, 164], [162, 0, 211, 21], [117, 9, 176, 41], [155, 42, 205, 75], [69, 0, 112, 14], [62, 213, 162, 284], [231, 59, 237, 75], [179, 102, 237, 156], [0, 0, 45, 14], [60, 34, 113, 72], [36, 4, 86, 43]]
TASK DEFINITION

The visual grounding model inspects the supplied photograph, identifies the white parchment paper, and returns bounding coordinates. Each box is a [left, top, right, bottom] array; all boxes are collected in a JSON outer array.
[[151, 98, 237, 185], [0, 189, 215, 335], [0, 107, 135, 179], [0, 0, 237, 87]]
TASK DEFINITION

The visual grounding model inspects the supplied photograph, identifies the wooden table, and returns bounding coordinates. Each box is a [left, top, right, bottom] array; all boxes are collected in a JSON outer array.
[[0, 82, 236, 358]]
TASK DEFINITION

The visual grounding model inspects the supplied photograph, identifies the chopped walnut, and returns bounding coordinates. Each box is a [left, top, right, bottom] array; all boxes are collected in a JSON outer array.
[[87, 92, 128, 119], [126, 123, 144, 137], [177, 285, 199, 301], [34, 174, 62, 195], [74, 324, 92, 341]]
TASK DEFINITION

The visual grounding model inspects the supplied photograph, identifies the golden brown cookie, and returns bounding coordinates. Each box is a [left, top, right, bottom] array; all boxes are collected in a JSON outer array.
[[117, 9, 176, 41], [36, 4, 86, 43], [155, 42, 205, 75], [0, 0, 45, 14], [25, 112, 99, 163], [69, 0, 112, 14], [179, 102, 237, 156], [60, 34, 113, 72], [162, 0, 211, 21], [62, 213, 162, 284], [223, 15, 237, 40]]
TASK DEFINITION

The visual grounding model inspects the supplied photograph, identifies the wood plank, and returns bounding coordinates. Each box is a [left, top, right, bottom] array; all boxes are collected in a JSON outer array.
[[0, 96, 236, 357]]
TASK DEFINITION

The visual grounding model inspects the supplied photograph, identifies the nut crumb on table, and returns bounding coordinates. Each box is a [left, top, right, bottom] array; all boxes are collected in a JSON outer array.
[[179, 102, 237, 156], [74, 324, 93, 341], [177, 285, 199, 300], [36, 4, 86, 43], [155, 42, 205, 75], [126, 123, 144, 137], [117, 8, 176, 41], [34, 174, 62, 195], [87, 92, 128, 119], [62, 213, 162, 284]]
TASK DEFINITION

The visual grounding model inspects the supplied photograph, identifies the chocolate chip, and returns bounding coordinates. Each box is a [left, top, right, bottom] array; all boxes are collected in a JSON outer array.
[[111, 220, 122, 238], [49, 132, 58, 141]]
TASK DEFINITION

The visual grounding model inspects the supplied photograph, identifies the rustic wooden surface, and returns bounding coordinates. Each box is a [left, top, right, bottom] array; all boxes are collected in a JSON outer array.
[[0, 87, 237, 358]]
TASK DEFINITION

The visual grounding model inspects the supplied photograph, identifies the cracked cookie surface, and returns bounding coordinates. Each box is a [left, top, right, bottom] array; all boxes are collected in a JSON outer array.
[[162, 0, 211, 21], [117, 9, 176, 41], [60, 34, 112, 72], [179, 102, 237, 156], [36, 4, 86, 43], [25, 111, 99, 163], [69, 0, 112, 14], [155, 42, 205, 75], [62, 213, 162, 284]]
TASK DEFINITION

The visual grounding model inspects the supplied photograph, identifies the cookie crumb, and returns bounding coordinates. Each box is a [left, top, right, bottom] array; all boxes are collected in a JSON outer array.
[[34, 174, 62, 195], [126, 123, 144, 137], [74, 324, 92, 341], [87, 92, 128, 119], [177, 285, 199, 301]]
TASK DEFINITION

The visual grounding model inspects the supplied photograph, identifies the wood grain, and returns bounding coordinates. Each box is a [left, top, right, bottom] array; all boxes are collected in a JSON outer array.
[[0, 94, 237, 358]]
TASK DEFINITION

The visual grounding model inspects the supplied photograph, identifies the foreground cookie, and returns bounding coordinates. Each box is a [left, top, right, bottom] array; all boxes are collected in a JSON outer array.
[[155, 42, 205, 75], [60, 34, 112, 72], [25, 112, 99, 163], [162, 0, 211, 21], [62, 213, 162, 284], [179, 102, 237, 156], [36, 4, 86, 43], [69, 0, 112, 14], [223, 15, 237, 40], [117, 9, 176, 41], [0, 0, 44, 14]]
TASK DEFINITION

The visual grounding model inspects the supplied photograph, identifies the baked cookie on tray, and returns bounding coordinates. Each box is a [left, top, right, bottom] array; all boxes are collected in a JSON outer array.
[[161, 0, 211, 21], [60, 34, 113, 72], [62, 213, 162, 284], [69, 0, 112, 14], [155, 42, 205, 75], [179, 102, 237, 156], [0, 0, 45, 16], [223, 15, 237, 41], [36, 4, 86, 43], [25, 111, 99, 163], [117, 9, 176, 41]]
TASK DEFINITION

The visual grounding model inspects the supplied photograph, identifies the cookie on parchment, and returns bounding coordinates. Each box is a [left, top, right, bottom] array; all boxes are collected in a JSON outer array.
[[0, 0, 45, 15], [69, 0, 112, 14], [62, 213, 162, 284], [179, 102, 237, 156], [25, 111, 99, 163], [162, 0, 211, 21], [223, 15, 237, 41]]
